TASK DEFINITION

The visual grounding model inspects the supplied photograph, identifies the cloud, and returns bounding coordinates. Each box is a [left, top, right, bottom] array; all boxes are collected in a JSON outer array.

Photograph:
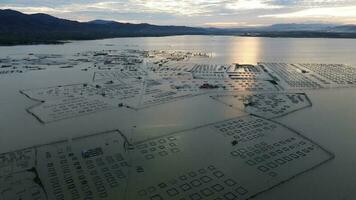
[[0, 0, 284, 16], [204, 21, 247, 27], [0, 5, 70, 14], [0, 2, 147, 15], [260, 6, 356, 18], [1, 0, 356, 26], [134, 0, 212, 16], [203, 21, 265, 27], [226, 0, 282, 10]]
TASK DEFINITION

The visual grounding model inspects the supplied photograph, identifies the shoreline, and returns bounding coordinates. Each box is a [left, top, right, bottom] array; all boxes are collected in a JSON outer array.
[[2, 33, 356, 46]]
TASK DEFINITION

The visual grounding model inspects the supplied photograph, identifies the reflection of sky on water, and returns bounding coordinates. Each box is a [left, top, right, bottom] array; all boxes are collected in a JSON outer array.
[[228, 37, 261, 64], [128, 36, 356, 65], [1, 35, 356, 64]]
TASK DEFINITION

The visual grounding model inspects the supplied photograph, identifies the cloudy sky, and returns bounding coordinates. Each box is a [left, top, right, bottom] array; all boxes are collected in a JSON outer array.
[[1, 0, 356, 27]]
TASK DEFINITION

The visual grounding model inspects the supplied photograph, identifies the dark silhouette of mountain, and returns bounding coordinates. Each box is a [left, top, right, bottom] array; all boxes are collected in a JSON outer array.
[[1, 9, 356, 45], [330, 25, 356, 32], [88, 20, 117, 25], [0, 9, 209, 45]]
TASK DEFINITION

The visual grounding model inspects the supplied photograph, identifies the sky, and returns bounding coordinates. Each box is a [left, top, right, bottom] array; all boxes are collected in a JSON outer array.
[[1, 0, 356, 27]]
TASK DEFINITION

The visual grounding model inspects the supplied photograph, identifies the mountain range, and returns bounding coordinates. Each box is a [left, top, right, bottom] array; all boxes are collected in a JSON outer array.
[[1, 9, 356, 45]]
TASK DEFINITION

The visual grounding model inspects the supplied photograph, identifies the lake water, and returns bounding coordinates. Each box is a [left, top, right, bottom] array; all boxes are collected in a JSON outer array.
[[2, 35, 356, 64], [0, 36, 356, 200]]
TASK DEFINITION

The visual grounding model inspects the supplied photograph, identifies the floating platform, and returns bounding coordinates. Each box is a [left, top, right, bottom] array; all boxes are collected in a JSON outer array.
[[2, 48, 356, 199], [0, 116, 333, 200]]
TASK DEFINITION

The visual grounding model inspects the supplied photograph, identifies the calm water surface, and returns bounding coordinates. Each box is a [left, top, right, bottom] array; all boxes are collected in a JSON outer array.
[[1, 35, 356, 64], [0, 36, 356, 200]]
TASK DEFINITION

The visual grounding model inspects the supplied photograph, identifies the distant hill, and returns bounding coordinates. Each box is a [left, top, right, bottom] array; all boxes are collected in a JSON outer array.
[[0, 9, 209, 45], [260, 23, 356, 33], [223, 23, 356, 39], [330, 25, 356, 32], [1, 9, 356, 45], [260, 23, 336, 32], [224, 23, 355, 32], [87, 20, 117, 25]]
